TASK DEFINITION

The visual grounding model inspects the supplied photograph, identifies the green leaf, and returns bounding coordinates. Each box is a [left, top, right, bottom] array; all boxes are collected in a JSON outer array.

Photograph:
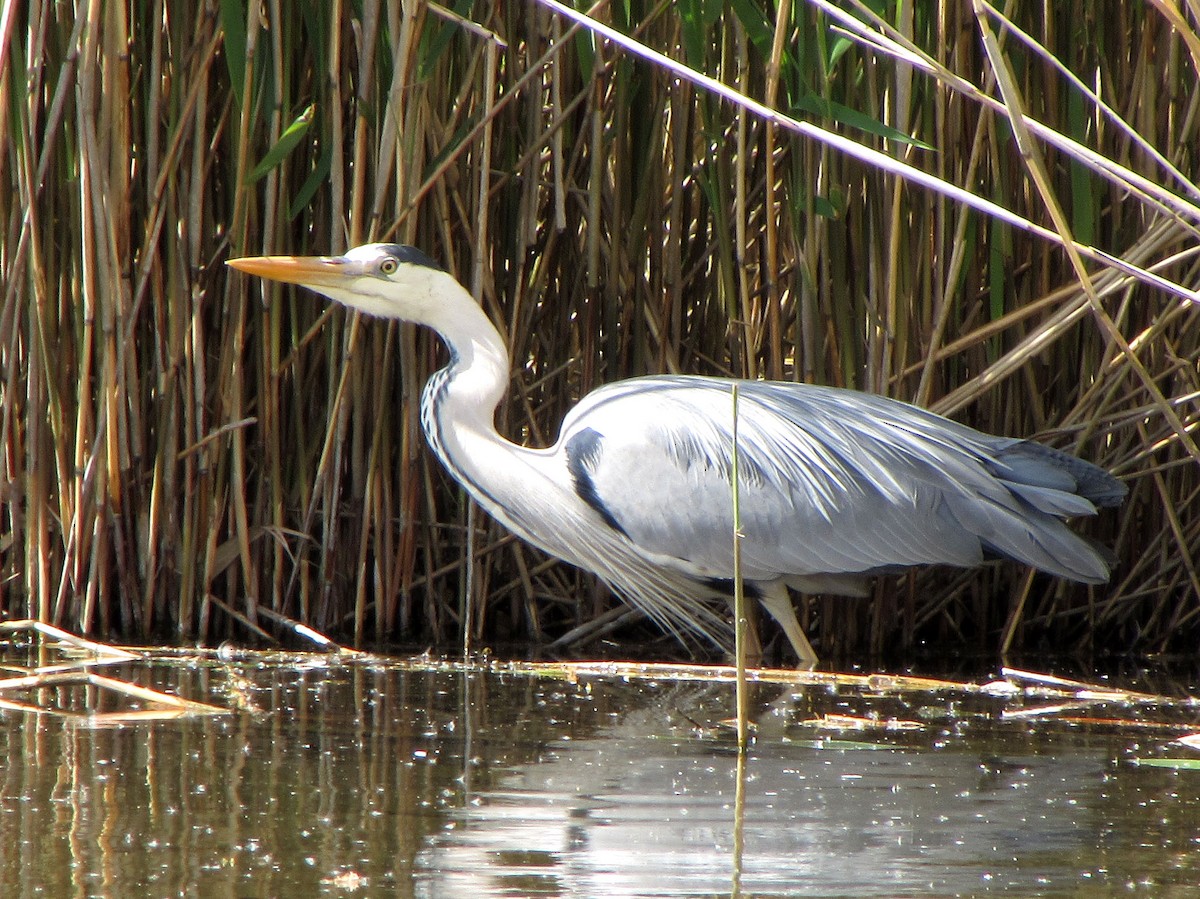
[[418, 0, 476, 81], [989, 216, 1010, 336], [823, 0, 886, 70], [728, 0, 774, 59], [793, 93, 935, 150], [1068, 87, 1096, 246], [572, 15, 596, 79], [790, 738, 894, 751], [246, 105, 315, 185], [218, 0, 247, 100], [828, 34, 855, 70], [288, 141, 332, 221], [1131, 757, 1200, 770], [812, 193, 839, 219], [678, 0, 722, 67]]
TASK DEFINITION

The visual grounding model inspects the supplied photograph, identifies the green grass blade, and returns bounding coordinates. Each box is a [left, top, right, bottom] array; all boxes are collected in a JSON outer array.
[[246, 104, 315, 184]]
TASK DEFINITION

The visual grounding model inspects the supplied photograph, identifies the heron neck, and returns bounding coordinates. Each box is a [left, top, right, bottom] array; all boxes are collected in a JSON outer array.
[[418, 293, 584, 570], [431, 301, 510, 426], [419, 298, 520, 519]]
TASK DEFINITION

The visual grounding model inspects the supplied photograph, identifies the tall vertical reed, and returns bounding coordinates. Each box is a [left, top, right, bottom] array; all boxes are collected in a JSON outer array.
[[1, 1, 1197, 659]]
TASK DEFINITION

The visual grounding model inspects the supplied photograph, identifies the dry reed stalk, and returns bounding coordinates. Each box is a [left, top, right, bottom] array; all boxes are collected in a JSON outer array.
[[0, 1, 1197, 663]]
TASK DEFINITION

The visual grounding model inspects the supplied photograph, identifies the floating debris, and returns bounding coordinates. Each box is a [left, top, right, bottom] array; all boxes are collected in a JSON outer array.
[[0, 620, 227, 722]]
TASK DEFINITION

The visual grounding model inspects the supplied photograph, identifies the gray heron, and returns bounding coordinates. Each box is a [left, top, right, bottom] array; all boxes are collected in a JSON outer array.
[[228, 243, 1126, 665]]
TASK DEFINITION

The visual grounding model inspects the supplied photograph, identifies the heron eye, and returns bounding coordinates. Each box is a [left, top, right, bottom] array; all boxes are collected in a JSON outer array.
[[379, 257, 399, 275]]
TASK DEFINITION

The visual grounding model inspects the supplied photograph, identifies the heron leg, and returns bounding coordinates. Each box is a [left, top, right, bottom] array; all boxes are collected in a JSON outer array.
[[758, 584, 818, 669]]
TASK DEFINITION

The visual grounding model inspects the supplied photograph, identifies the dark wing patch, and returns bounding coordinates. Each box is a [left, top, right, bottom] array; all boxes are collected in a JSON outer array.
[[564, 428, 628, 536]]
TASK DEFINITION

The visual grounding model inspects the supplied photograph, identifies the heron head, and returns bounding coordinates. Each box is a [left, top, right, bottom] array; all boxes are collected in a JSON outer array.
[[227, 243, 457, 322]]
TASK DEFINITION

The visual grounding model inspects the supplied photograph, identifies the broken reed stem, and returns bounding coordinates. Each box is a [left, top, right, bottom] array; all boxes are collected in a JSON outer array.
[[0, 619, 140, 665]]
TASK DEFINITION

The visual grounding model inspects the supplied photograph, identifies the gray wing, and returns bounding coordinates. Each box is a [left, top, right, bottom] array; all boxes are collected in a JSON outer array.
[[556, 376, 1124, 587]]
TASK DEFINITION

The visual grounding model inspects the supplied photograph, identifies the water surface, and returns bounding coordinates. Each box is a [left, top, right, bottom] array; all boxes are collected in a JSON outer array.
[[1, 646, 1198, 897]]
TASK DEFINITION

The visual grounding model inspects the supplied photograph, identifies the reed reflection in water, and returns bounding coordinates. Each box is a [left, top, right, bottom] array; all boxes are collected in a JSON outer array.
[[0, 657, 1197, 897]]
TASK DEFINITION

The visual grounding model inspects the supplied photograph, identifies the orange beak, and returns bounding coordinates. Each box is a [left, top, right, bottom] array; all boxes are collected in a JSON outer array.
[[226, 254, 358, 288]]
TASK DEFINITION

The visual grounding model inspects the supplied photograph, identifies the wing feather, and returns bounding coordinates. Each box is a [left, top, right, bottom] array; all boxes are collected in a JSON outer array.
[[554, 375, 1121, 587]]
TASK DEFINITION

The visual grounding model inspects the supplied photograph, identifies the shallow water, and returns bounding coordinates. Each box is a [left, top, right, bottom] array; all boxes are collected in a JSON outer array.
[[1, 645, 1198, 897]]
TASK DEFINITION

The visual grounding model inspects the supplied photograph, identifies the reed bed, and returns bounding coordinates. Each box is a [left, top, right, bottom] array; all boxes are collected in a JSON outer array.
[[1, 1, 1197, 661]]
